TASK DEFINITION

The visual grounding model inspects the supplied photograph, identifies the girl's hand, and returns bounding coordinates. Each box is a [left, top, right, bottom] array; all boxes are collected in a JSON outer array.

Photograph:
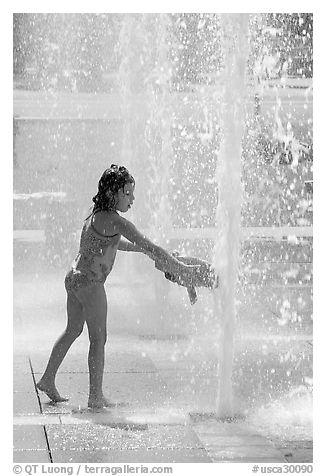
[[165, 261, 218, 289], [165, 264, 201, 288], [178, 263, 202, 284]]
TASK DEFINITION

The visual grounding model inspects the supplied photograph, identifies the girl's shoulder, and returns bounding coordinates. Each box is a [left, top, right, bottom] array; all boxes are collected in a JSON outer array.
[[92, 210, 122, 237]]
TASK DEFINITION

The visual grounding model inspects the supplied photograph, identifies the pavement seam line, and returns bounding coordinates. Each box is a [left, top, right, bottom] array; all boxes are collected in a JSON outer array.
[[28, 356, 54, 463], [28, 357, 43, 414]]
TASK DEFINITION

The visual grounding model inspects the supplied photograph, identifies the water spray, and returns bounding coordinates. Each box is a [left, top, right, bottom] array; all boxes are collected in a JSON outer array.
[[212, 13, 249, 419]]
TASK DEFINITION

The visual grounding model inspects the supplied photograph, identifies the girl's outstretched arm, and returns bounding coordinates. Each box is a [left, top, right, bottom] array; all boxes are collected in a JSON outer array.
[[111, 214, 197, 277], [118, 238, 143, 252]]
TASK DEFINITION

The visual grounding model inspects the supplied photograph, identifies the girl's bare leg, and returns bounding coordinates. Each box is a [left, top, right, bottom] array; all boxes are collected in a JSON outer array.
[[36, 291, 85, 402], [74, 285, 111, 409]]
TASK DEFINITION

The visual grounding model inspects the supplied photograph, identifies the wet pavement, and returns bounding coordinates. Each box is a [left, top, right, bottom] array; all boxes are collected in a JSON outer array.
[[13, 330, 313, 463]]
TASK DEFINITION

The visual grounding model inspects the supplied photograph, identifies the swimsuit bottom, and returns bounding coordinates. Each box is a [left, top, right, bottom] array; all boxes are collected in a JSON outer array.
[[65, 269, 105, 293]]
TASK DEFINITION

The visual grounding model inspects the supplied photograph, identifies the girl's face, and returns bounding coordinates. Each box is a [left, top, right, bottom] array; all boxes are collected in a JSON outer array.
[[115, 182, 135, 213]]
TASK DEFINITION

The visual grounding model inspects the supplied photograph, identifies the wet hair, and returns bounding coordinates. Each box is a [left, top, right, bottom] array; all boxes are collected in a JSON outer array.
[[92, 164, 135, 212]]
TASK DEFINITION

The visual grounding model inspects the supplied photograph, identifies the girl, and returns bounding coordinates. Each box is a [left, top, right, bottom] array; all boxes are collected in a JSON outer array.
[[36, 164, 202, 409]]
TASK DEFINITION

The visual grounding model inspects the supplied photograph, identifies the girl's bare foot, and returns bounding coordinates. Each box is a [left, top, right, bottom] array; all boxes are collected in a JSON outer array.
[[87, 395, 117, 409], [36, 380, 69, 403]]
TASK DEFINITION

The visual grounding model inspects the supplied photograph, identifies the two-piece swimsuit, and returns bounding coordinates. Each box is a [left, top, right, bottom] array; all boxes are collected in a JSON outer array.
[[65, 211, 121, 293]]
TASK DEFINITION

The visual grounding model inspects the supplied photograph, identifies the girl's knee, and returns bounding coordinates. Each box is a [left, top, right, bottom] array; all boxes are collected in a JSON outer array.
[[89, 332, 107, 346], [65, 324, 84, 340]]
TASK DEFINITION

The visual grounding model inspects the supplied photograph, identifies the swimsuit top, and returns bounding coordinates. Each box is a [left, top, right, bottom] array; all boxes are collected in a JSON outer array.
[[71, 212, 121, 284]]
